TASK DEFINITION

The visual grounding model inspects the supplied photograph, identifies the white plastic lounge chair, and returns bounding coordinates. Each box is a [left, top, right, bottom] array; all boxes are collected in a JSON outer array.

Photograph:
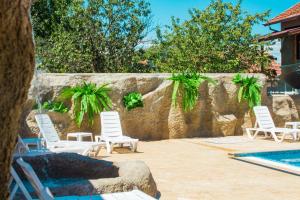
[[14, 136, 52, 157], [15, 158, 156, 200], [98, 111, 138, 154], [35, 114, 104, 156], [246, 106, 300, 142], [10, 137, 53, 200], [16, 136, 87, 157], [21, 137, 43, 150]]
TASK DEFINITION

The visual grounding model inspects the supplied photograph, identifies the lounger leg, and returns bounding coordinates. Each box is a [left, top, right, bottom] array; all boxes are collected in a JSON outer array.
[[246, 129, 254, 139], [246, 129, 259, 140], [280, 132, 298, 142], [292, 132, 297, 141], [271, 131, 281, 143], [131, 141, 138, 152], [93, 144, 103, 157], [279, 133, 287, 143], [82, 148, 91, 156], [106, 141, 113, 154], [253, 130, 260, 139]]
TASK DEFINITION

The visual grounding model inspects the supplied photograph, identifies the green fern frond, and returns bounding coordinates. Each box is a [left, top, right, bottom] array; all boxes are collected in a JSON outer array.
[[59, 82, 112, 127], [168, 72, 216, 112], [232, 74, 262, 109]]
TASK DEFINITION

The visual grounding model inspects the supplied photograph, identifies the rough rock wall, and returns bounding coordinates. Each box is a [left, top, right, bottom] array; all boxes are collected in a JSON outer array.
[[21, 73, 300, 140]]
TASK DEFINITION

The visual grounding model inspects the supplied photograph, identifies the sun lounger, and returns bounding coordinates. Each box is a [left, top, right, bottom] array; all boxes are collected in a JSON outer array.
[[14, 136, 53, 157], [246, 106, 300, 142], [35, 114, 104, 156], [97, 111, 138, 154]]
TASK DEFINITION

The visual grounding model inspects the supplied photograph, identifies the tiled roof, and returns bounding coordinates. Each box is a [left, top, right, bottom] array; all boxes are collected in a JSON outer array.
[[266, 3, 300, 25], [258, 27, 300, 41]]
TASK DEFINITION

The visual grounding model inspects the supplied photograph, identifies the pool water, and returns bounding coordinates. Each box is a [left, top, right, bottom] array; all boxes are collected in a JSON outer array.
[[235, 150, 300, 169]]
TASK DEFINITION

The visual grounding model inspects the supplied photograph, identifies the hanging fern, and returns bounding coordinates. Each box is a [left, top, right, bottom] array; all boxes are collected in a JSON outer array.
[[59, 82, 112, 127], [168, 72, 216, 112], [232, 74, 262, 108], [42, 101, 69, 113], [33, 100, 69, 113], [123, 92, 144, 111]]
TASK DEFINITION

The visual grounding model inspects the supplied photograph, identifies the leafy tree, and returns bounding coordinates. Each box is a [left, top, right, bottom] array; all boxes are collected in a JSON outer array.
[[31, 0, 73, 39], [145, 0, 271, 73], [32, 0, 152, 73]]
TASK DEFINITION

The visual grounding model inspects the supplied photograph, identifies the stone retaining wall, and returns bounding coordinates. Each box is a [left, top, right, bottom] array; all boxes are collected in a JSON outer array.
[[20, 73, 300, 140]]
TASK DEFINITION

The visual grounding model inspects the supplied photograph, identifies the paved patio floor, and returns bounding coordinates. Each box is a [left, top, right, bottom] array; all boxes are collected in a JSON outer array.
[[100, 136, 300, 200]]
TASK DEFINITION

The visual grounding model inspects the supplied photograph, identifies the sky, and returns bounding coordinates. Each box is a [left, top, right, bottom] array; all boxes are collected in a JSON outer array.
[[146, 0, 300, 63], [148, 0, 300, 35]]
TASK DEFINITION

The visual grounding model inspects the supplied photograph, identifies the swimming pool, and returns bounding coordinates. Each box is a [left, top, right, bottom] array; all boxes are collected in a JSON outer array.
[[233, 150, 300, 175]]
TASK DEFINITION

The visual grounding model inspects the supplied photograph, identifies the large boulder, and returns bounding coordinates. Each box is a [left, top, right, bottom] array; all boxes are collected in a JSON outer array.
[[270, 95, 300, 127], [168, 103, 188, 139], [212, 113, 237, 136], [14, 153, 157, 197], [92, 160, 157, 196]]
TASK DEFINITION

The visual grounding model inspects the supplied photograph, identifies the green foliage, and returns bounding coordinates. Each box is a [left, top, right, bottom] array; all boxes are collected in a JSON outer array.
[[123, 92, 144, 111], [59, 82, 112, 127], [32, 0, 152, 73], [31, 0, 272, 73], [232, 74, 262, 108], [42, 101, 69, 113], [34, 101, 69, 113], [144, 0, 271, 73], [168, 72, 216, 112]]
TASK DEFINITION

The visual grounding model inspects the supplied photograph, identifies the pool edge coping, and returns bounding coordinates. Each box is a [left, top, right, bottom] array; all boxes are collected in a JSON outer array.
[[229, 150, 300, 176]]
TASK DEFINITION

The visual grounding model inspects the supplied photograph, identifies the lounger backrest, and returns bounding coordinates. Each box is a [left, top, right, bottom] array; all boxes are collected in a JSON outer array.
[[35, 114, 60, 144], [253, 106, 276, 129], [16, 158, 54, 200], [100, 112, 123, 137]]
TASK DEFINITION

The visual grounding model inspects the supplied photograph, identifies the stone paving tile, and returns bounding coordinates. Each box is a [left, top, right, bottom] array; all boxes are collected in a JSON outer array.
[[99, 137, 300, 200]]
